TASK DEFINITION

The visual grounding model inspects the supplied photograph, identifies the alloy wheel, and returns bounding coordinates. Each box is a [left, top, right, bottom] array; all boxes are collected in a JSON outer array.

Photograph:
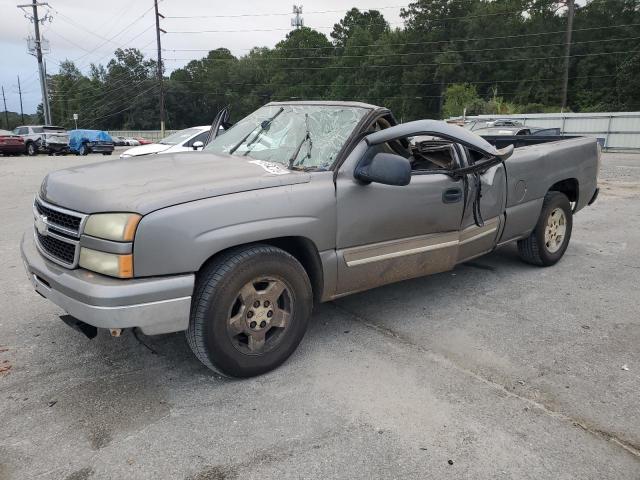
[[226, 277, 293, 355], [544, 207, 567, 253]]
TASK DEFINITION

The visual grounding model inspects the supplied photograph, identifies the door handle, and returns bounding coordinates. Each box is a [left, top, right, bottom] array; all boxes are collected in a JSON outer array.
[[442, 187, 463, 204]]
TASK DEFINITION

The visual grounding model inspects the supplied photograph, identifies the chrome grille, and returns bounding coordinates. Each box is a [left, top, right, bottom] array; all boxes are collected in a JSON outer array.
[[33, 197, 86, 268], [35, 198, 82, 233], [36, 231, 76, 265]]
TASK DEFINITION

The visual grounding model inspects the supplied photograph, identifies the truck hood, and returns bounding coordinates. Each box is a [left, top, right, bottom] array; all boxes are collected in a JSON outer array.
[[39, 153, 311, 214], [120, 143, 171, 157]]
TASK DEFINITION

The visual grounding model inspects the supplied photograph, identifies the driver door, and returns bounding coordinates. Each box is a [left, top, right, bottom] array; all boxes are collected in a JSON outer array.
[[334, 139, 465, 297]]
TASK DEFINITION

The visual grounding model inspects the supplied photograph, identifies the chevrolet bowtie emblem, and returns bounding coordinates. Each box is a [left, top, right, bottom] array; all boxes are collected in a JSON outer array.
[[36, 214, 48, 236]]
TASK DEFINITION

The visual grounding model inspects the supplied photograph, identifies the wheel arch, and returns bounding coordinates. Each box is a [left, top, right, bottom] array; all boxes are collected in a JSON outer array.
[[197, 236, 324, 304], [549, 178, 579, 206]]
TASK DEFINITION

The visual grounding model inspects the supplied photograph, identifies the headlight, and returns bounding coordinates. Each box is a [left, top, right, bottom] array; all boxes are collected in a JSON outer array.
[[84, 213, 141, 241], [79, 248, 133, 278]]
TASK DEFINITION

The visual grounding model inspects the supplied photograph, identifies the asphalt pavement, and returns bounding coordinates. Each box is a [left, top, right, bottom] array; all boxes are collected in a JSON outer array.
[[0, 149, 639, 479]]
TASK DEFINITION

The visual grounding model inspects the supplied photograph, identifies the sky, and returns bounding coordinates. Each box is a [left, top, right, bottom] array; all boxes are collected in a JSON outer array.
[[0, 0, 406, 113]]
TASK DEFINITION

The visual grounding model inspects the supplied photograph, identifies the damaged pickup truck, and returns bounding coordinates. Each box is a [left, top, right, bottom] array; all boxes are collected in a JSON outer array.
[[21, 101, 600, 377]]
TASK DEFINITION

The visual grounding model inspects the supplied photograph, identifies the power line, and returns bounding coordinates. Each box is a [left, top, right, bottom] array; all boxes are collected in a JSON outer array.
[[161, 36, 640, 63], [44, 4, 158, 111], [163, 49, 639, 71], [50, 34, 157, 94], [65, 85, 157, 126], [50, 77, 155, 99], [77, 84, 159, 128], [52, 4, 156, 64], [162, 22, 640, 47], [49, 75, 156, 127], [163, 84, 528, 101], [164, 4, 410, 18], [162, 73, 620, 90], [164, 7, 521, 22]]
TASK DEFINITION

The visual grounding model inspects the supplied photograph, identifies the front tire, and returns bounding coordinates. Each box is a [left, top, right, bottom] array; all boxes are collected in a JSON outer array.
[[517, 191, 573, 266], [79, 144, 88, 156], [186, 244, 313, 377]]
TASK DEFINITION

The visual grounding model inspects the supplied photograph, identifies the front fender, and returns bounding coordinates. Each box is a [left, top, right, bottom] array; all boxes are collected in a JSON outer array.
[[133, 175, 336, 277]]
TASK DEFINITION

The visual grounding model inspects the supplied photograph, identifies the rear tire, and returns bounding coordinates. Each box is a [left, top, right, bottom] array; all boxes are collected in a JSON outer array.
[[186, 244, 313, 377], [26, 142, 37, 156], [79, 144, 88, 156], [517, 191, 573, 266]]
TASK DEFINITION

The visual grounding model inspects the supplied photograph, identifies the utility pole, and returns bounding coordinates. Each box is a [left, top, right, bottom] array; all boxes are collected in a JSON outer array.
[[291, 5, 304, 29], [154, 0, 166, 136], [560, 0, 575, 111], [44, 58, 52, 123], [17, 76, 25, 124], [1, 86, 9, 129], [17, 1, 52, 125]]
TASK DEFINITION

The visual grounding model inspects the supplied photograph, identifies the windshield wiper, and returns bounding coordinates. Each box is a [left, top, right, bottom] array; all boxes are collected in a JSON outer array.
[[288, 113, 313, 168], [229, 107, 284, 155]]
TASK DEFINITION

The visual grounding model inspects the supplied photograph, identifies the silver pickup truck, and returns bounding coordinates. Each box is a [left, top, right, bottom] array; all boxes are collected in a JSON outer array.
[[21, 101, 600, 377]]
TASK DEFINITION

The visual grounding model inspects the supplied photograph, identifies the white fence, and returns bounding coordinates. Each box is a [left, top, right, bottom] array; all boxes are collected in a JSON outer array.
[[455, 112, 640, 151], [108, 130, 177, 142]]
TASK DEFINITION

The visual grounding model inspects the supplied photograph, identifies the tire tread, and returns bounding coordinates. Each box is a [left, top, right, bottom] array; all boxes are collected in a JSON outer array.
[[186, 244, 310, 376], [517, 191, 571, 266]]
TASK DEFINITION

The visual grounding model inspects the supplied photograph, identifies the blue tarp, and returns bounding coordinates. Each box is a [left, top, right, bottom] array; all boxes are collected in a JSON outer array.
[[68, 129, 113, 153]]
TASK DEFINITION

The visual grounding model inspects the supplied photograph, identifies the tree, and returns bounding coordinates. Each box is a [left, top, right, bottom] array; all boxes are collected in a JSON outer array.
[[330, 8, 389, 47], [442, 83, 484, 118], [269, 28, 334, 101], [42, 1, 640, 129]]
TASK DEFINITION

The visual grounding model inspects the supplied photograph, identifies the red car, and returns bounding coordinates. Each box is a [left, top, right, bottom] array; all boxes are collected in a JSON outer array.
[[135, 137, 153, 145], [0, 129, 25, 156]]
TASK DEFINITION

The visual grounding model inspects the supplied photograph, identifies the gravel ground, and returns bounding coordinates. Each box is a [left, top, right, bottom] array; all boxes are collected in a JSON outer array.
[[0, 150, 639, 479]]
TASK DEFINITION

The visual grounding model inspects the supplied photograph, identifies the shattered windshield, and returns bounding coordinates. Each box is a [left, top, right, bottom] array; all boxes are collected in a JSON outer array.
[[204, 104, 368, 170]]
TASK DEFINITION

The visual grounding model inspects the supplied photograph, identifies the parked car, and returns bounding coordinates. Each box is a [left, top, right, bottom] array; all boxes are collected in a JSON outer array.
[[123, 137, 140, 146], [13, 125, 69, 155], [119, 126, 212, 158], [68, 129, 115, 156], [111, 136, 127, 146], [21, 101, 600, 378], [467, 119, 561, 136], [135, 137, 153, 145], [0, 129, 25, 156]]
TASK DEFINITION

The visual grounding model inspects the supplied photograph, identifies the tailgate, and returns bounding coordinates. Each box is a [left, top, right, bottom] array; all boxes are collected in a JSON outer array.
[[46, 134, 69, 144]]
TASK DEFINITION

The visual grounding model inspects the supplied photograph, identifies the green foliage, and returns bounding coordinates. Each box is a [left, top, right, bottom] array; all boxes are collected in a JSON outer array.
[[330, 8, 389, 47], [443, 83, 569, 117], [442, 83, 483, 117], [45, 0, 640, 129], [0, 110, 39, 130]]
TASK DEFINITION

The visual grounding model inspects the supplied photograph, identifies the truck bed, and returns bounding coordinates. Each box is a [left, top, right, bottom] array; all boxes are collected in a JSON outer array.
[[480, 134, 581, 150]]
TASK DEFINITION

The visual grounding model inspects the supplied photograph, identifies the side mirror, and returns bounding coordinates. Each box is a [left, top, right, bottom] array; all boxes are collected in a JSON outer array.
[[192, 141, 204, 151], [355, 152, 411, 186]]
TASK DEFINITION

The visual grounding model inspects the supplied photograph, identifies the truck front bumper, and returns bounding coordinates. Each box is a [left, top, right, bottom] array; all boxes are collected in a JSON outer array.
[[20, 231, 194, 335]]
